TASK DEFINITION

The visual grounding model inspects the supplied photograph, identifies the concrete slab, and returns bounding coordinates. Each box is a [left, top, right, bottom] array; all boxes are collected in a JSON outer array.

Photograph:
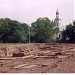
[[0, 55, 34, 60], [13, 64, 28, 69], [22, 65, 37, 69], [33, 55, 56, 59], [57, 55, 68, 59], [0, 57, 16, 60]]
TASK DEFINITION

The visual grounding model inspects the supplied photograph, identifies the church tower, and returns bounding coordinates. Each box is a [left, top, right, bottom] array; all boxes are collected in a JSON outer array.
[[54, 10, 61, 42], [55, 9, 60, 29]]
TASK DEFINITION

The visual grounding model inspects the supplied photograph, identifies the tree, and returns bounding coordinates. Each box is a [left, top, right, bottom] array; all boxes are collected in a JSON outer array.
[[31, 17, 59, 43], [0, 18, 29, 43], [61, 21, 75, 43]]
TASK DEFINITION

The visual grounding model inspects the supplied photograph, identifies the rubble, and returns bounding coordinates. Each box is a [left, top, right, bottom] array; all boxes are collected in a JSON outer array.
[[0, 43, 75, 73]]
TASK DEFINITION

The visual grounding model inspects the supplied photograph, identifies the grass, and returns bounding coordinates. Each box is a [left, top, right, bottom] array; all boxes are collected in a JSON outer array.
[[0, 42, 31, 46], [0, 43, 24, 46]]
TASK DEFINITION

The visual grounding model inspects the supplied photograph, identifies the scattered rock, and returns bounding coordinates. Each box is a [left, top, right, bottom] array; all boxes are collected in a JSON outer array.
[[57, 55, 69, 59], [12, 53, 25, 57], [51, 63, 57, 68]]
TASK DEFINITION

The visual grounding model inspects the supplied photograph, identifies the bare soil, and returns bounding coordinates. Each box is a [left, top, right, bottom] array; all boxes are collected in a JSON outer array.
[[0, 43, 75, 73]]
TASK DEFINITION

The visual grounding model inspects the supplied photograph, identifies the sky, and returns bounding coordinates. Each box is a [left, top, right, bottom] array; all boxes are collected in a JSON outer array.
[[0, 0, 74, 29]]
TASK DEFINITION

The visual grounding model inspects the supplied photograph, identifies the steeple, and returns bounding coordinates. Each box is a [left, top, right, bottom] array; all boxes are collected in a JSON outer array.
[[56, 9, 59, 15], [53, 10, 61, 42], [55, 9, 60, 28]]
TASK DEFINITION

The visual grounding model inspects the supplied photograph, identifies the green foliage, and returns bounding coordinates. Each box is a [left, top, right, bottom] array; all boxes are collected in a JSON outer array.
[[0, 18, 29, 43], [0, 17, 59, 43], [31, 17, 59, 43], [61, 21, 75, 43]]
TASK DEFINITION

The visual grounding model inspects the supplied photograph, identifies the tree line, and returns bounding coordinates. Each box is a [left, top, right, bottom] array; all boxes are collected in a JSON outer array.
[[0, 17, 74, 43], [0, 17, 59, 43]]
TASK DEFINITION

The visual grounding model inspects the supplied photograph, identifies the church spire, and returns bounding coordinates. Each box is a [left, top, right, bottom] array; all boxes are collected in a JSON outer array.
[[55, 9, 60, 27], [56, 9, 59, 15]]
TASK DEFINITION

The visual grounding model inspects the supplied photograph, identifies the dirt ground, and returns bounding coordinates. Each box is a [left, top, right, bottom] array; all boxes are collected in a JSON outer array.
[[0, 43, 75, 73]]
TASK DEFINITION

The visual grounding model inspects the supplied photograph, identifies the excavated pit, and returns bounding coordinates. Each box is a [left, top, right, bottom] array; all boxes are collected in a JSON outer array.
[[0, 43, 75, 73]]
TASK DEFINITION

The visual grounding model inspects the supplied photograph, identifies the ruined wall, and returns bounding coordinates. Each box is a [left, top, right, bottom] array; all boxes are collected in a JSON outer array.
[[0, 43, 75, 58]]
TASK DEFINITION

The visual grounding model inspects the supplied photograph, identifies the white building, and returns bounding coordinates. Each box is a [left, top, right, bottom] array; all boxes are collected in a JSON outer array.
[[53, 10, 62, 42]]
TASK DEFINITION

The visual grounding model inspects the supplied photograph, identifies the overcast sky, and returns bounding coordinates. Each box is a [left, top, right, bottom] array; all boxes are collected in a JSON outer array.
[[0, 0, 74, 28]]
